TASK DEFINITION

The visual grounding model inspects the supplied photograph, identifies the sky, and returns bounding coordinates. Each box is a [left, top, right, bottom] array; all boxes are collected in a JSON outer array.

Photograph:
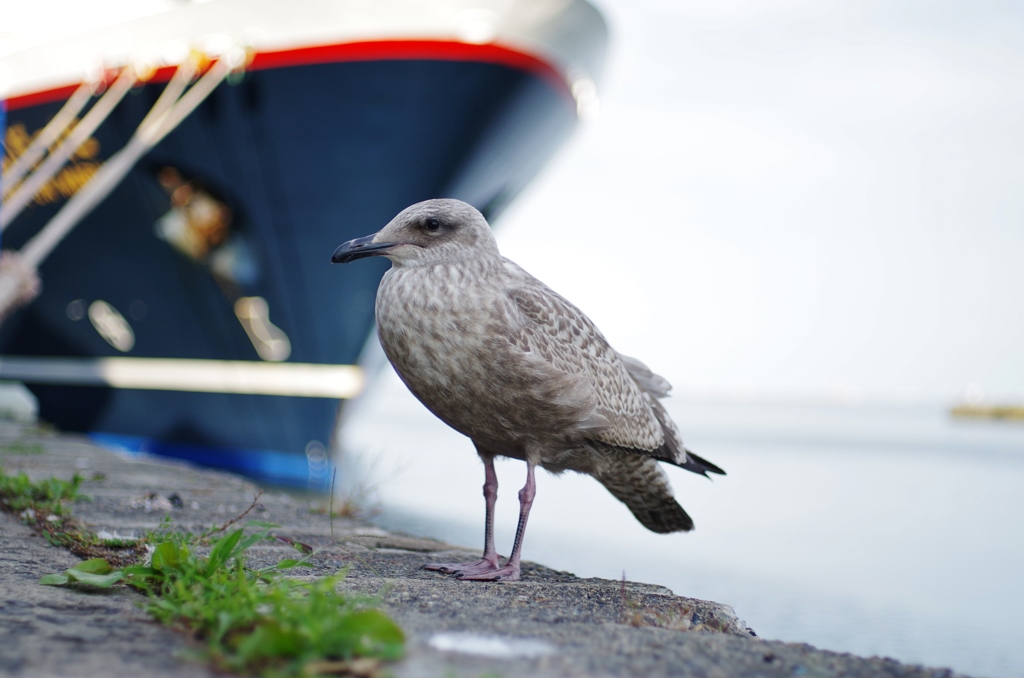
[[4, 0, 1023, 405], [496, 0, 1024, 405], [0, 0, 168, 60]]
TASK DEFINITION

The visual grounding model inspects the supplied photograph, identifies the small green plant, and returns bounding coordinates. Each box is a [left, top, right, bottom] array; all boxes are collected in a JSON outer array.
[[42, 522, 404, 675], [0, 466, 143, 564], [0, 440, 45, 456], [0, 468, 83, 514], [2, 465, 405, 677], [40, 557, 125, 588]]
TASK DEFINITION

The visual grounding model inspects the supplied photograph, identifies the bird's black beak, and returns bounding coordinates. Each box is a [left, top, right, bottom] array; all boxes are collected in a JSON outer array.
[[331, 235, 398, 264]]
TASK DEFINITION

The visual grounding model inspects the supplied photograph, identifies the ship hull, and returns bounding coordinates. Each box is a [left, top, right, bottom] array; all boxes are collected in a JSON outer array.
[[2, 43, 577, 484]]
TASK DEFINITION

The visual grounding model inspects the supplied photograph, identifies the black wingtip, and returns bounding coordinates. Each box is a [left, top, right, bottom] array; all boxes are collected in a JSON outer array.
[[682, 449, 726, 477]]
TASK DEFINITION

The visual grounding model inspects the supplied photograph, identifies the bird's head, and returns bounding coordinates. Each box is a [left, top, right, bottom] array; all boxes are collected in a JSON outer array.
[[331, 199, 499, 268]]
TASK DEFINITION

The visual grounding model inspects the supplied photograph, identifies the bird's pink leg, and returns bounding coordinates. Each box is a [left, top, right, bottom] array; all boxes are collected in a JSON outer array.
[[458, 460, 536, 582], [423, 454, 501, 575]]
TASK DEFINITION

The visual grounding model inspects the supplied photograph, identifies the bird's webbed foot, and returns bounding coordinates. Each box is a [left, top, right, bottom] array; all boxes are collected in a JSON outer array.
[[422, 555, 500, 576], [456, 563, 520, 582]]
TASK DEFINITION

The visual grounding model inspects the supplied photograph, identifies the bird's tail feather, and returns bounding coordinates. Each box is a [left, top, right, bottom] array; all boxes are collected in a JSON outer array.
[[644, 393, 727, 478], [676, 448, 726, 477], [591, 450, 694, 533]]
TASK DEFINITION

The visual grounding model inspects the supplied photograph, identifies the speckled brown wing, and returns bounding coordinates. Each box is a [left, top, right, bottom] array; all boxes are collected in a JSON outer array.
[[620, 352, 727, 476], [502, 264, 665, 453]]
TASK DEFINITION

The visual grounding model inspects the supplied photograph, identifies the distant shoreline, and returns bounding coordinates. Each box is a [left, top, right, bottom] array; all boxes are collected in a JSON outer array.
[[950, 404, 1024, 421]]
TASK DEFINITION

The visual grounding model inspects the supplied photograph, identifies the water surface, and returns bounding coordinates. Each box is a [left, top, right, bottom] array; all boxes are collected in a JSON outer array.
[[341, 372, 1024, 678]]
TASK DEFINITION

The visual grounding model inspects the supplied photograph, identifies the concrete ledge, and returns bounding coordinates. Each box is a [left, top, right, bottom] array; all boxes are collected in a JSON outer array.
[[0, 421, 965, 678]]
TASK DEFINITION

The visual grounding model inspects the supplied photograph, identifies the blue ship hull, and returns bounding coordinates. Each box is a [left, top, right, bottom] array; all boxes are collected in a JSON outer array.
[[1, 42, 578, 486]]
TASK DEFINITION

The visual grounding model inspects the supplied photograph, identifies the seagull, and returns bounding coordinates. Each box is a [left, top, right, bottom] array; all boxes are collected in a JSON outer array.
[[332, 199, 724, 582]]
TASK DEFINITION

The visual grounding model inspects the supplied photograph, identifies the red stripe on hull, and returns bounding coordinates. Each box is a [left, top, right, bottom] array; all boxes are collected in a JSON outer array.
[[6, 84, 82, 111], [4, 39, 568, 111]]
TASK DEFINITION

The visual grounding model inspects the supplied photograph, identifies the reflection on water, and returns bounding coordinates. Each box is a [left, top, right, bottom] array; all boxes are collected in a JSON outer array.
[[340, 370, 1024, 678]]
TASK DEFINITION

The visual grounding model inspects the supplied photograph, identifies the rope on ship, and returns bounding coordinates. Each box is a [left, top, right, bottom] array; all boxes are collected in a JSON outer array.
[[1, 81, 94, 193], [0, 49, 247, 321], [1, 66, 137, 222]]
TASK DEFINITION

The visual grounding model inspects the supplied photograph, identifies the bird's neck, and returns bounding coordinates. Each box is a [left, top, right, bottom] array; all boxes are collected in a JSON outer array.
[[393, 253, 503, 274]]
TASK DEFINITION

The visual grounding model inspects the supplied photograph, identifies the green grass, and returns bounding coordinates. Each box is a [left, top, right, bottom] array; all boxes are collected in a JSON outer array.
[[0, 466, 143, 564], [0, 466, 404, 677], [0, 440, 45, 456], [0, 468, 82, 514]]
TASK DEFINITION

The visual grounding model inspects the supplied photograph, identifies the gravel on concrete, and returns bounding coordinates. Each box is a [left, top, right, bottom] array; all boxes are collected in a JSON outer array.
[[0, 420, 966, 678]]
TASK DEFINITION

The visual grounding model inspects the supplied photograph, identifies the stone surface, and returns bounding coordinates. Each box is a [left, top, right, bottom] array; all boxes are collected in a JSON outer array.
[[0, 421, 966, 678]]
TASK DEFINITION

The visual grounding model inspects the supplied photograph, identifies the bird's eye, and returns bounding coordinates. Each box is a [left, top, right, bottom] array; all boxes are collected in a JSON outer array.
[[424, 218, 442, 232]]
